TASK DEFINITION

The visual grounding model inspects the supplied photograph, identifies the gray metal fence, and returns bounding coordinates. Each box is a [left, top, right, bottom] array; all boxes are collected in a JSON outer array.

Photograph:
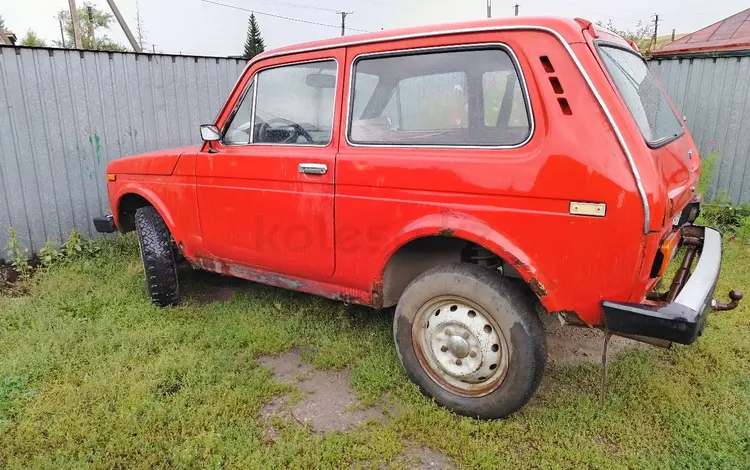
[[0, 46, 246, 255], [649, 55, 750, 204]]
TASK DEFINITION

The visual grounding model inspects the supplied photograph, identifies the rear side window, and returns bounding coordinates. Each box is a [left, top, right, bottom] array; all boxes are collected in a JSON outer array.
[[599, 45, 683, 146], [348, 47, 531, 146]]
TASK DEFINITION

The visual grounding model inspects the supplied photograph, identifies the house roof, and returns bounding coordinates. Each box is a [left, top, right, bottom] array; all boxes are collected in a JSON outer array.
[[654, 8, 750, 56]]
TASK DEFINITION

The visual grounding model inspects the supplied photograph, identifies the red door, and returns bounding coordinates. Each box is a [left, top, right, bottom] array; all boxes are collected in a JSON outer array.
[[195, 49, 345, 280]]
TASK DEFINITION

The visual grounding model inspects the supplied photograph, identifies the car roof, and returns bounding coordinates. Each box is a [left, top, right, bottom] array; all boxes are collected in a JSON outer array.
[[255, 17, 589, 61]]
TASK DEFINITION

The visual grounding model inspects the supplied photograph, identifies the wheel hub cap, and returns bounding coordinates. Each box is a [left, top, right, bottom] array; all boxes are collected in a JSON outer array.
[[447, 335, 469, 358]]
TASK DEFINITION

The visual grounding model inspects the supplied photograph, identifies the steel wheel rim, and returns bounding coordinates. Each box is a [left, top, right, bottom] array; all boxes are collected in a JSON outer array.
[[412, 295, 510, 397]]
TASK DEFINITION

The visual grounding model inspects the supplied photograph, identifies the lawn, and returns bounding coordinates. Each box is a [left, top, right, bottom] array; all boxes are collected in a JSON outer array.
[[1, 234, 749, 469]]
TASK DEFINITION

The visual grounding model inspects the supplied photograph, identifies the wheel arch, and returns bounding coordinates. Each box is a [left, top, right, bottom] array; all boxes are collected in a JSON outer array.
[[378, 212, 560, 313], [113, 185, 179, 240]]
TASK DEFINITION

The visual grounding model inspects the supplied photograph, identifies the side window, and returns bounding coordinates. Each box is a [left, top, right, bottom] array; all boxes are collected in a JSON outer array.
[[223, 59, 337, 146], [482, 71, 527, 127], [223, 80, 254, 145], [398, 72, 467, 130], [349, 48, 531, 146]]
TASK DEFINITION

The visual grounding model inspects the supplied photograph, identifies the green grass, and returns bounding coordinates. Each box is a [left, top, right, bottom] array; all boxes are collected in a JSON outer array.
[[1, 234, 749, 469]]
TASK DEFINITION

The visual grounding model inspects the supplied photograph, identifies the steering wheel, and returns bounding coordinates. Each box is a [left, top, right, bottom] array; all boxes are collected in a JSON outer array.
[[258, 117, 314, 144]]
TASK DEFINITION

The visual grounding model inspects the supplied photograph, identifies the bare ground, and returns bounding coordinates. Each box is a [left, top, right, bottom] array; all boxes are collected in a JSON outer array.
[[257, 349, 388, 434]]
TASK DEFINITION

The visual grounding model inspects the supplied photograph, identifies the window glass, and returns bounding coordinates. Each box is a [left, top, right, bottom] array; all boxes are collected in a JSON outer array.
[[223, 80, 254, 145], [482, 71, 527, 127], [349, 48, 531, 146], [224, 60, 337, 146], [599, 46, 683, 144]]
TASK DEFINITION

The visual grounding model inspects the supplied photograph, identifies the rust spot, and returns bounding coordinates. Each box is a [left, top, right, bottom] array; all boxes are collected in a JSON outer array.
[[370, 281, 383, 308], [529, 278, 547, 297], [437, 228, 454, 237]]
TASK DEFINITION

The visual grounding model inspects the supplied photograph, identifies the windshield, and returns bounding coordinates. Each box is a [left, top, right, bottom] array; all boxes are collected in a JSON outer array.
[[599, 45, 683, 146]]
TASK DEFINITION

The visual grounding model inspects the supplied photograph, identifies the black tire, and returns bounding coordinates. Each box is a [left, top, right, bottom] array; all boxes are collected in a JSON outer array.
[[135, 206, 180, 307], [393, 263, 546, 419]]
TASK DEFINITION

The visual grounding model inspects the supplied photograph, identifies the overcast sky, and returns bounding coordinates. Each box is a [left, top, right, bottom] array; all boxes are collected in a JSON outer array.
[[3, 0, 747, 56]]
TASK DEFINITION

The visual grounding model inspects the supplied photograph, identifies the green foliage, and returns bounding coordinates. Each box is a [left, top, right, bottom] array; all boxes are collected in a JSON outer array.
[[20, 30, 46, 47], [596, 19, 654, 53], [698, 150, 720, 197], [5, 228, 31, 280], [243, 13, 265, 59], [0, 15, 6, 31], [54, 1, 127, 51], [38, 240, 62, 268], [59, 229, 100, 262]]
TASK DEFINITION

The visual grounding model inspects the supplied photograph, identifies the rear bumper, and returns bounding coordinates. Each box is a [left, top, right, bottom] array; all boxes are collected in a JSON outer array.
[[93, 215, 116, 233], [602, 226, 721, 345]]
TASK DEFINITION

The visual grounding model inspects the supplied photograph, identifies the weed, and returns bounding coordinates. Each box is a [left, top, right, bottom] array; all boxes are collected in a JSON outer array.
[[38, 239, 62, 268], [5, 228, 31, 280]]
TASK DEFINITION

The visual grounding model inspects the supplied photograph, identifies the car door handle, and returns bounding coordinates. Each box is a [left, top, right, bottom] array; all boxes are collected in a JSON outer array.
[[298, 163, 328, 175]]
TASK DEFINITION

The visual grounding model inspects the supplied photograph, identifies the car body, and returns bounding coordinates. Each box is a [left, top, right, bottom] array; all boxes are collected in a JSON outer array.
[[95, 17, 741, 418]]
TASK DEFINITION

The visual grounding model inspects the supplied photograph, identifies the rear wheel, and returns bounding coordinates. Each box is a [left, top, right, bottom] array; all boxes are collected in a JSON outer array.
[[393, 263, 546, 419], [135, 206, 179, 307]]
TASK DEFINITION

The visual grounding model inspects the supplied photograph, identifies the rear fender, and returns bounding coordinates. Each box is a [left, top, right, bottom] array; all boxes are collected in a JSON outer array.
[[380, 212, 560, 313]]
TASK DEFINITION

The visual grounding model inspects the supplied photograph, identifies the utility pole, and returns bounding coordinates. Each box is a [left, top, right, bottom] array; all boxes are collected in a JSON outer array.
[[337, 11, 352, 36], [59, 18, 67, 48], [652, 14, 660, 52], [514, 4, 519, 16], [486, 0, 491, 18], [87, 6, 95, 49], [105, 0, 143, 52], [68, 0, 83, 48], [671, 28, 675, 42]]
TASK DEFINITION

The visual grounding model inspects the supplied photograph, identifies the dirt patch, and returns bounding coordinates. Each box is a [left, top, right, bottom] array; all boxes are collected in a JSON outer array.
[[541, 313, 644, 366], [179, 267, 248, 305], [258, 349, 387, 433], [401, 443, 456, 469]]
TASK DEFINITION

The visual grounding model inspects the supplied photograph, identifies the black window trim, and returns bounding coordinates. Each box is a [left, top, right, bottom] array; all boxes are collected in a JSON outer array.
[[220, 57, 339, 148], [345, 43, 535, 149], [595, 40, 685, 150]]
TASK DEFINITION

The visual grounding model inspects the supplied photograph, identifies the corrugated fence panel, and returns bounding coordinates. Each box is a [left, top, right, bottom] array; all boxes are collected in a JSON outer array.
[[649, 55, 750, 203], [0, 47, 246, 254]]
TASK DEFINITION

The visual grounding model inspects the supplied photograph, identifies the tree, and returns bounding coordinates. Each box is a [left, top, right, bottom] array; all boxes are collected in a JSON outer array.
[[54, 2, 127, 51], [0, 15, 6, 31], [596, 20, 654, 53], [243, 14, 265, 59], [21, 30, 46, 47]]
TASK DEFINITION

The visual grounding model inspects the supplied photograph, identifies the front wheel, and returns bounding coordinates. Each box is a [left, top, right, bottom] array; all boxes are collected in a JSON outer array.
[[393, 263, 546, 419], [134, 206, 180, 307]]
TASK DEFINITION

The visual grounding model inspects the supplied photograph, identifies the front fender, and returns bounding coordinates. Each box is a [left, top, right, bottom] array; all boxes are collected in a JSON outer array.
[[380, 211, 560, 313], [111, 181, 182, 242]]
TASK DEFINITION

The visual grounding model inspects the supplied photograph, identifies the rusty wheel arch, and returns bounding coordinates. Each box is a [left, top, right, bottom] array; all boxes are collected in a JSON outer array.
[[379, 235, 544, 310]]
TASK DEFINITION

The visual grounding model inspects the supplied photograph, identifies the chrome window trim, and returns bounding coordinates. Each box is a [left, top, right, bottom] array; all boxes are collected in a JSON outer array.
[[344, 43, 534, 149], [221, 57, 339, 148], [228, 25, 650, 233]]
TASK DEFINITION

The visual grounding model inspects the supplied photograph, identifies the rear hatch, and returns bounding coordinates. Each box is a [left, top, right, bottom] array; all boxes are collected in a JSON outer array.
[[595, 40, 700, 234]]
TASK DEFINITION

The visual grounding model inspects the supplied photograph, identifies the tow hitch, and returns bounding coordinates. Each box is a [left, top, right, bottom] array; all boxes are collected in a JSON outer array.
[[712, 289, 743, 311]]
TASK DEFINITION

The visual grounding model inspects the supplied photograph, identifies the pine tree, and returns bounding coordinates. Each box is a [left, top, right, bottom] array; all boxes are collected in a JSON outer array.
[[243, 14, 265, 59]]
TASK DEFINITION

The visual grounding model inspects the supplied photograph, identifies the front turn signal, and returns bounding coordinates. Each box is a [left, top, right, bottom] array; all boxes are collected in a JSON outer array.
[[656, 231, 682, 278], [106, 173, 116, 182]]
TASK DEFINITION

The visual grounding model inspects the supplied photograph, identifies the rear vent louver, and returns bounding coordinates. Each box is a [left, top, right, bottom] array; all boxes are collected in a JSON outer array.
[[539, 56, 572, 115]]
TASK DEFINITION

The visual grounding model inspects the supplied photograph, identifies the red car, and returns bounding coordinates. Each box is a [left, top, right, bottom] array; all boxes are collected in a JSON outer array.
[[94, 17, 741, 418]]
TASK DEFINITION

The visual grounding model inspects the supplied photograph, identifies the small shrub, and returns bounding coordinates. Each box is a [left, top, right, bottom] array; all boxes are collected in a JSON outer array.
[[697, 150, 720, 198], [38, 239, 62, 268], [60, 229, 101, 262], [5, 228, 31, 280]]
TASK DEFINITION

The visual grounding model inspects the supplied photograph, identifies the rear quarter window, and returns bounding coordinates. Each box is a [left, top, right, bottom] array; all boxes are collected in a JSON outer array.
[[598, 45, 683, 146], [348, 46, 532, 147]]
